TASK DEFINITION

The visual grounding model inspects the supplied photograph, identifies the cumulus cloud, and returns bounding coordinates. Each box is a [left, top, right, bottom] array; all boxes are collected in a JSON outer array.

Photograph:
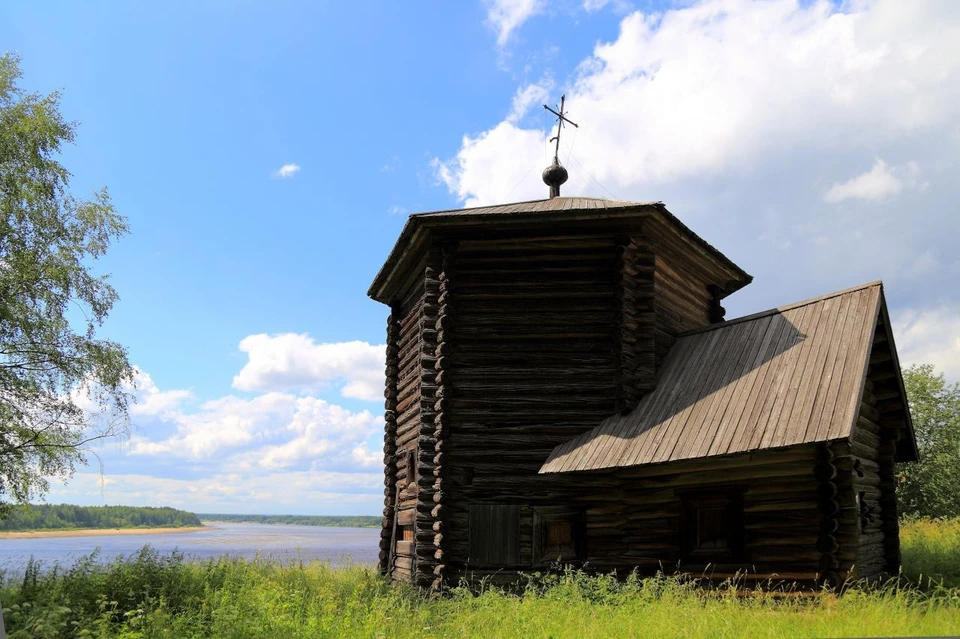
[[893, 304, 960, 381], [440, 0, 960, 206], [129, 368, 190, 418], [485, 0, 546, 47], [255, 398, 380, 471], [273, 163, 301, 179], [824, 159, 925, 203], [128, 391, 296, 458], [351, 443, 381, 468], [507, 82, 553, 123], [232, 335, 385, 402]]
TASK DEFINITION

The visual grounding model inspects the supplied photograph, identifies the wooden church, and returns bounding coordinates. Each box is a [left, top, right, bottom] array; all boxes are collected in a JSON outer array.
[[368, 107, 917, 591]]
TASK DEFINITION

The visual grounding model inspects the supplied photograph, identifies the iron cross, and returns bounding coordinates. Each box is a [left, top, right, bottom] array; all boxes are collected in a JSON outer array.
[[543, 95, 579, 161]]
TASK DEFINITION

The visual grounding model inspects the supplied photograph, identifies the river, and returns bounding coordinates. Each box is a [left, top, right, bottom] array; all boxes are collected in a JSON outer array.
[[0, 522, 381, 575]]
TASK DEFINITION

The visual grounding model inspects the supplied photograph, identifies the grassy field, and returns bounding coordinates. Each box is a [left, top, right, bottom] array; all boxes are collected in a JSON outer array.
[[1, 519, 958, 638]]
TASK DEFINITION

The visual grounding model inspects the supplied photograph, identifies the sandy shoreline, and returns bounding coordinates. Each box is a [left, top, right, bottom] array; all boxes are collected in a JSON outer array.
[[0, 525, 211, 539]]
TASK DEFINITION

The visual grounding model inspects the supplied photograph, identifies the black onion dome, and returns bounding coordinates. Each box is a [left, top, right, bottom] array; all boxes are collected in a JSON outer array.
[[542, 158, 569, 191]]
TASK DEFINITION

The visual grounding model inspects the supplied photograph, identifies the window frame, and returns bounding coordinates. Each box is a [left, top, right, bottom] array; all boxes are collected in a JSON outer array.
[[679, 487, 746, 562], [532, 506, 587, 567]]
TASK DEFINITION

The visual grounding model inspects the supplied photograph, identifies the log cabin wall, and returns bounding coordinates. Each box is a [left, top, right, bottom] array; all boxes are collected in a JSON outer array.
[[379, 311, 399, 574], [617, 236, 657, 413], [382, 273, 426, 583], [438, 230, 640, 584], [586, 446, 825, 580], [644, 219, 719, 370], [837, 311, 906, 581], [870, 309, 908, 573]]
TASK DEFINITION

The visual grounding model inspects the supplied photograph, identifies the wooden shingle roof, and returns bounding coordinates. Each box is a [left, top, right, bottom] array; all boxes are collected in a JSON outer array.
[[541, 281, 903, 474]]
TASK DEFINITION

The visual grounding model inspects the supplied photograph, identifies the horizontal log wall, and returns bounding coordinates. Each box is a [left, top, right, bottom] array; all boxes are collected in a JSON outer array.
[[441, 232, 626, 580], [645, 220, 718, 369], [446, 446, 829, 583], [595, 446, 825, 578], [871, 311, 906, 573], [617, 236, 656, 413], [842, 313, 906, 580], [379, 312, 399, 575], [387, 276, 426, 583]]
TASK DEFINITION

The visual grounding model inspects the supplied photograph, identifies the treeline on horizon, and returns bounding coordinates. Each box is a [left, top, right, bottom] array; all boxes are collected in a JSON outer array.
[[197, 514, 380, 528], [0, 505, 202, 531]]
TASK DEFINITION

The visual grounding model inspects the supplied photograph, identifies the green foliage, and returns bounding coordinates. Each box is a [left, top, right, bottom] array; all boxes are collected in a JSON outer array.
[[195, 514, 379, 528], [0, 504, 202, 531], [0, 53, 133, 513], [897, 364, 960, 518], [899, 517, 960, 588], [1, 520, 959, 638]]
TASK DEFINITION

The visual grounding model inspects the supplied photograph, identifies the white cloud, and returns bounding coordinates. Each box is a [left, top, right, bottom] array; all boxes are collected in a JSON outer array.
[[255, 397, 380, 471], [507, 82, 552, 123], [388, 205, 407, 215], [439, 0, 960, 207], [129, 391, 296, 458], [824, 159, 925, 203], [273, 163, 301, 179], [130, 368, 190, 418], [485, 0, 546, 47], [893, 304, 960, 381], [583, 0, 631, 13], [351, 443, 381, 468], [434, 122, 548, 207], [232, 335, 385, 402]]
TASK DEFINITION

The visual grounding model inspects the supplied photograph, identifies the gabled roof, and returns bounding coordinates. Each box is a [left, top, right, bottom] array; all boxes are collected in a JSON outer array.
[[368, 197, 751, 304], [541, 281, 916, 474]]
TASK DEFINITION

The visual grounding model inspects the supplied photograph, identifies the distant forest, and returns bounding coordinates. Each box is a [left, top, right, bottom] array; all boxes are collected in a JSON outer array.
[[0, 505, 203, 531], [198, 514, 380, 528]]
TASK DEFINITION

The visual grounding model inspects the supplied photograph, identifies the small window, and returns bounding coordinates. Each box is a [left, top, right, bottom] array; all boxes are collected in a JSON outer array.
[[534, 508, 586, 565], [469, 504, 520, 566], [681, 490, 745, 561]]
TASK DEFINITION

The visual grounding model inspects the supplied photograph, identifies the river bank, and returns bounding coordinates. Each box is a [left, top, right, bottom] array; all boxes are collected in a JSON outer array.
[[0, 525, 210, 539]]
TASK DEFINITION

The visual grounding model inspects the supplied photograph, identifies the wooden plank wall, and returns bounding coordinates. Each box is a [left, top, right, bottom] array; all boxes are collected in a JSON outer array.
[[440, 232, 626, 582]]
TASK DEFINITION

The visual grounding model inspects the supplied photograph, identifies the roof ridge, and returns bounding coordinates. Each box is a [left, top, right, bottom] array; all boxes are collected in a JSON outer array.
[[680, 280, 884, 337], [410, 195, 639, 218]]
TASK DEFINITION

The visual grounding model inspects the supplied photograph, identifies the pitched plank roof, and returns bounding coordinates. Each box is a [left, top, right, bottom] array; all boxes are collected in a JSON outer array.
[[540, 282, 891, 474], [368, 197, 751, 304], [413, 196, 646, 218]]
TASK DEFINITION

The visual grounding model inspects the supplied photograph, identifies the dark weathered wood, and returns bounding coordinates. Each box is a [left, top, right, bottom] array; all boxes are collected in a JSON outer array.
[[616, 236, 656, 413], [371, 195, 914, 590], [380, 312, 401, 574]]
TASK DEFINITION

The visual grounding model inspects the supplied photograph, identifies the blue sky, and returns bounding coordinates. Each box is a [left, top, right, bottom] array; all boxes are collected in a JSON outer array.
[[2, 0, 958, 515]]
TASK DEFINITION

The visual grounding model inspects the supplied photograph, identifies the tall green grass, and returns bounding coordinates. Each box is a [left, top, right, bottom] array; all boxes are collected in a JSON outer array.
[[2, 519, 959, 638]]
